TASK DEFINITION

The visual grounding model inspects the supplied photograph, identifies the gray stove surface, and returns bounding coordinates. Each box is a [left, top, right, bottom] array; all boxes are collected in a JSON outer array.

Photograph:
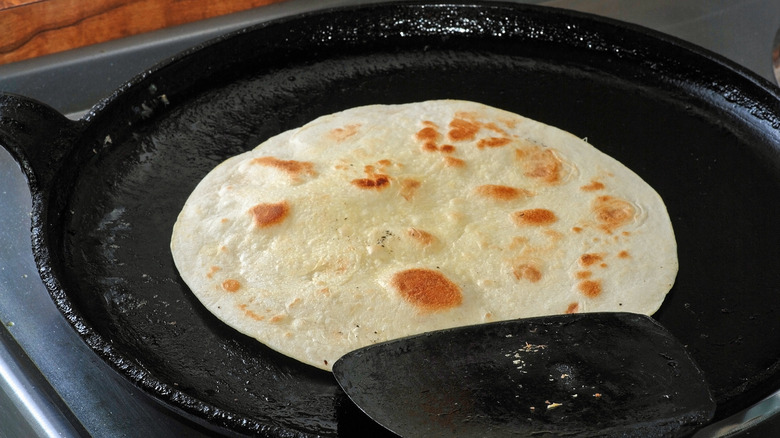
[[1, 1, 779, 437]]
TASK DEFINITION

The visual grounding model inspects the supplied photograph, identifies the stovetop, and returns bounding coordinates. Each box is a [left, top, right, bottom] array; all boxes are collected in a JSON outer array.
[[1, 1, 779, 436]]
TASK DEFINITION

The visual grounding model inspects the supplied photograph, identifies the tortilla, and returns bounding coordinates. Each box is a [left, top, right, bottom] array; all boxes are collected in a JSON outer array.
[[170, 100, 677, 371]]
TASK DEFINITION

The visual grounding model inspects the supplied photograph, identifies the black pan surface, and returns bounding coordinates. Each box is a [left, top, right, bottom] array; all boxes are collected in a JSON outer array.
[[2, 2, 779, 436]]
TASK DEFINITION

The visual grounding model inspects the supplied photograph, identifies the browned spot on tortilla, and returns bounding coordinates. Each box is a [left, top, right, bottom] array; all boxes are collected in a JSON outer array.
[[335, 257, 351, 274], [352, 175, 390, 189], [513, 263, 542, 282], [448, 117, 481, 141], [477, 137, 512, 149], [512, 208, 557, 226], [422, 142, 439, 152], [370, 160, 394, 173], [407, 228, 435, 246], [415, 122, 456, 154], [618, 250, 630, 258], [400, 178, 421, 200], [222, 279, 241, 292], [391, 268, 462, 311], [443, 156, 465, 167], [353, 163, 392, 190], [416, 126, 440, 143], [516, 146, 564, 184], [329, 124, 361, 141], [579, 253, 604, 267], [501, 117, 519, 129], [508, 236, 529, 250], [565, 303, 580, 314], [249, 201, 290, 228], [593, 196, 635, 233], [251, 156, 316, 182], [441, 114, 513, 149], [475, 184, 531, 201], [575, 271, 592, 279], [578, 279, 602, 298], [238, 304, 264, 321], [581, 180, 605, 191], [270, 314, 286, 323], [483, 121, 509, 135], [206, 266, 221, 279], [543, 229, 563, 242]]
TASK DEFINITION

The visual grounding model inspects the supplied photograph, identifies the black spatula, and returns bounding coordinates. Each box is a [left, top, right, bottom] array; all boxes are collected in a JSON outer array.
[[333, 312, 715, 437]]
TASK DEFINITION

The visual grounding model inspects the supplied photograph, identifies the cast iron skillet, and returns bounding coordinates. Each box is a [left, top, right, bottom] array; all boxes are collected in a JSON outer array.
[[1, 1, 779, 436]]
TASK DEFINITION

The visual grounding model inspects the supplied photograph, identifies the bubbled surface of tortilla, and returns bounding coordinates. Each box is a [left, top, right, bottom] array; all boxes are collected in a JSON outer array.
[[170, 100, 677, 371]]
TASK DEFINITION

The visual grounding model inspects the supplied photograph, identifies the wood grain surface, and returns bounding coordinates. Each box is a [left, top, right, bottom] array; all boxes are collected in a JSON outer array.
[[0, 0, 287, 65]]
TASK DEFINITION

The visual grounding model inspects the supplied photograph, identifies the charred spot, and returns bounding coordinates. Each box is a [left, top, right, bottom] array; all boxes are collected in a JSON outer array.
[[206, 266, 221, 279], [352, 175, 391, 190], [391, 268, 462, 312], [443, 156, 465, 167], [422, 142, 439, 152], [516, 147, 564, 185], [250, 156, 316, 181], [249, 201, 290, 228], [400, 178, 421, 200], [270, 314, 286, 323], [593, 196, 635, 233], [329, 124, 361, 141], [407, 227, 435, 246], [238, 303, 264, 321], [415, 126, 440, 143], [376, 230, 394, 247], [578, 279, 602, 298], [475, 184, 531, 201], [353, 162, 392, 190], [581, 180, 605, 191], [575, 271, 593, 279], [477, 137, 512, 149], [448, 117, 481, 141], [579, 253, 604, 267], [511, 208, 557, 226], [513, 263, 542, 283], [222, 279, 241, 292]]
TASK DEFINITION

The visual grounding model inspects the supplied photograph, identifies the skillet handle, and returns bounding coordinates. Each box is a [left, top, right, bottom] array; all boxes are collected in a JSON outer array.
[[0, 93, 82, 191]]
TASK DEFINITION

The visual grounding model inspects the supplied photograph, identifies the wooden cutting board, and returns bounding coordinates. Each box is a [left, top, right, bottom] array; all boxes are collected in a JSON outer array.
[[0, 0, 287, 65]]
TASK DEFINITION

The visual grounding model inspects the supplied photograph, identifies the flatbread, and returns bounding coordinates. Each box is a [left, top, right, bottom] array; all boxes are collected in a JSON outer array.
[[170, 100, 677, 371]]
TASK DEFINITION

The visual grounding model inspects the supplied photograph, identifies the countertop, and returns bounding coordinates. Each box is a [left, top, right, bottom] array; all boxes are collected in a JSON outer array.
[[0, 0, 287, 65]]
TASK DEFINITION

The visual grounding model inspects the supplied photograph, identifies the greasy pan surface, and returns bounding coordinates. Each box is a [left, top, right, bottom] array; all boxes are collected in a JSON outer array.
[[3, 1, 780, 436]]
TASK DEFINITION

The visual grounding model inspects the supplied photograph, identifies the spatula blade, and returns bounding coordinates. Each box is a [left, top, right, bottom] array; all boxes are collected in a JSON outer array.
[[333, 312, 715, 437]]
